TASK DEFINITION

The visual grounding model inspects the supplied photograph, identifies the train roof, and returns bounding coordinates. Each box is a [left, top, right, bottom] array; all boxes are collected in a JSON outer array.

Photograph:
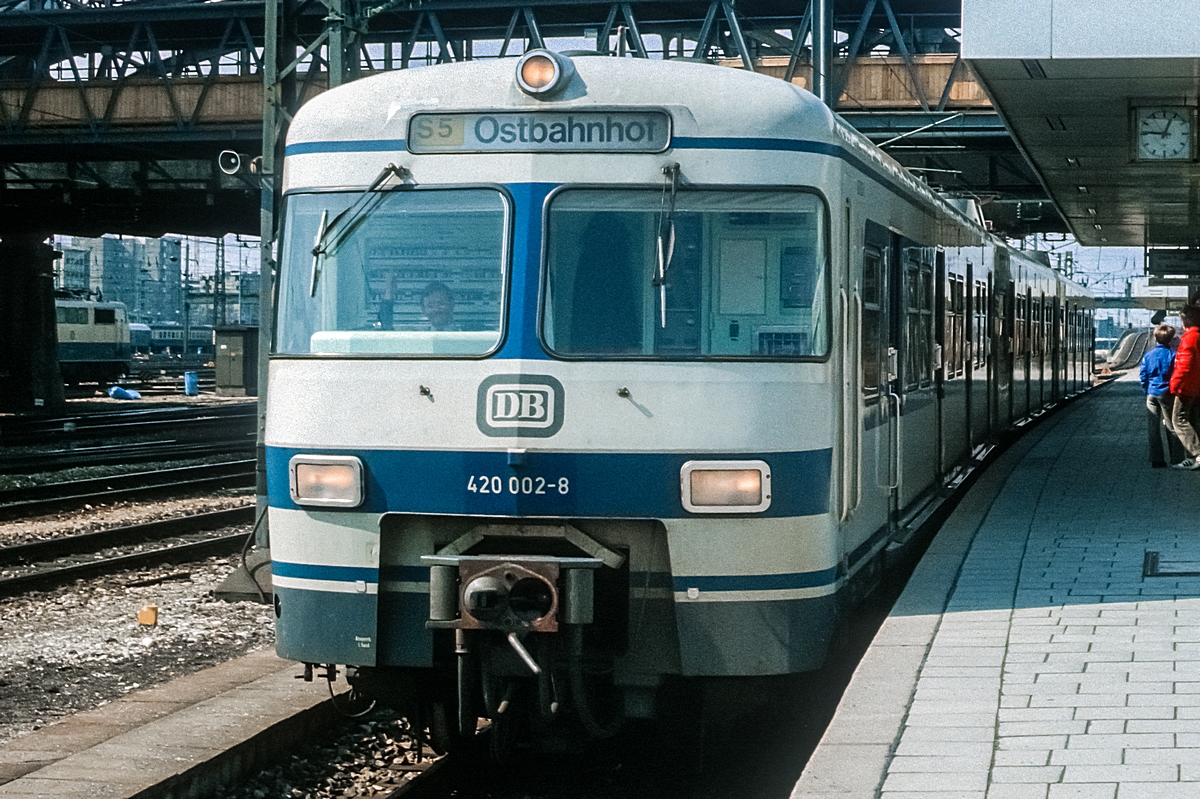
[[287, 56, 986, 229], [287, 56, 839, 156], [54, 298, 127, 309]]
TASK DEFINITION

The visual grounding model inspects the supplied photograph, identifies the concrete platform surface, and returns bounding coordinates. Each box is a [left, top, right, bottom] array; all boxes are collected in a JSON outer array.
[[794, 375, 1200, 799], [0, 648, 335, 799]]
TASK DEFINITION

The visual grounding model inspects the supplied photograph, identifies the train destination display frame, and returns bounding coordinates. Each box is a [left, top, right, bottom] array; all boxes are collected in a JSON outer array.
[[408, 111, 671, 154]]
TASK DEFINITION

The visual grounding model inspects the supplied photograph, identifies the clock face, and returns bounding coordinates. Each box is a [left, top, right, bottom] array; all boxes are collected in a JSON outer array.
[[1137, 107, 1193, 160]]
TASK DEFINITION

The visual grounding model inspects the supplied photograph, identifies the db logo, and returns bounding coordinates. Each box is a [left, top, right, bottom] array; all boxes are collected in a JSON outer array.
[[476, 374, 564, 438]]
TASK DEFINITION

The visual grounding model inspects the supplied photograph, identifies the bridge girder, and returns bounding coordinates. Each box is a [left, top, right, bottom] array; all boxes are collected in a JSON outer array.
[[0, 0, 1052, 238]]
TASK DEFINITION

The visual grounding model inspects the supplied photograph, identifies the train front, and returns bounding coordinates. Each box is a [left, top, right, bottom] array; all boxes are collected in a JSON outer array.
[[267, 52, 840, 740]]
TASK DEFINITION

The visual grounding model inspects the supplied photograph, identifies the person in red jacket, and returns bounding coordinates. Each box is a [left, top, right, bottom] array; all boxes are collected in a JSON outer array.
[[1171, 305, 1200, 469]]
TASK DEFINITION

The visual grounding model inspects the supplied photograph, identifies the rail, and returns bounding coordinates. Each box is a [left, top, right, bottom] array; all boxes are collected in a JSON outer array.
[[0, 459, 255, 520], [0, 506, 254, 597]]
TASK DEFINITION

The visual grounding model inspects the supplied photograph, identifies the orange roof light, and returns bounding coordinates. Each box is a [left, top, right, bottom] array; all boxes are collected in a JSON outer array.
[[515, 50, 575, 97], [521, 55, 557, 89]]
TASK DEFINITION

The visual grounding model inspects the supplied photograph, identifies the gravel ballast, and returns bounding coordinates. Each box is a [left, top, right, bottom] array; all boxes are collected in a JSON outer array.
[[0, 552, 275, 746]]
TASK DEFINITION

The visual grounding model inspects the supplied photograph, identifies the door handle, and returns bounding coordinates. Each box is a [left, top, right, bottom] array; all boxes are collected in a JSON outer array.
[[885, 389, 901, 491]]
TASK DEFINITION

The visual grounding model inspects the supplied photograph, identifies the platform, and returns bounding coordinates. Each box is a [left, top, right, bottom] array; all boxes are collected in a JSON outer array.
[[795, 374, 1200, 799], [0, 649, 333, 799]]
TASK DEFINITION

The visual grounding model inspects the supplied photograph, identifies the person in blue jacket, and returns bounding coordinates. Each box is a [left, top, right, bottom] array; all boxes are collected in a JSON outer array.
[[1141, 323, 1185, 467]]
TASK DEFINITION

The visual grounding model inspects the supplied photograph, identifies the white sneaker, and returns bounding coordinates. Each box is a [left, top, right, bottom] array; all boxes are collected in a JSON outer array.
[[1172, 459, 1199, 470]]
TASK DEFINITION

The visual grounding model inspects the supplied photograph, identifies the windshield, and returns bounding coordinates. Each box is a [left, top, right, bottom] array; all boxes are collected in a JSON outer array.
[[276, 188, 508, 356], [543, 189, 828, 358]]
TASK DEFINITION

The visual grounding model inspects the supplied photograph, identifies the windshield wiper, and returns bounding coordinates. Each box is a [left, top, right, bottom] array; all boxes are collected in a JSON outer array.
[[309, 209, 329, 297], [309, 163, 409, 296], [652, 163, 681, 329]]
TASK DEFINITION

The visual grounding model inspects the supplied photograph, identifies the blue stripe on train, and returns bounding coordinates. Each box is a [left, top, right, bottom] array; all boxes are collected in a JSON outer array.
[[671, 136, 842, 156], [672, 567, 838, 592], [286, 139, 404, 156], [267, 446, 831, 519], [274, 559, 837, 595], [285, 136, 843, 159], [269, 562, 427, 584], [272, 561, 379, 582]]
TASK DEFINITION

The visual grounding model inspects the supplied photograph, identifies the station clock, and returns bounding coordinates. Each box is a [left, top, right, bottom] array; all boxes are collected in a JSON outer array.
[[1134, 106, 1195, 161]]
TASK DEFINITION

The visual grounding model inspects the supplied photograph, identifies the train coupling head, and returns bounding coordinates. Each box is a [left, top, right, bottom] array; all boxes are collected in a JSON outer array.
[[422, 554, 602, 633]]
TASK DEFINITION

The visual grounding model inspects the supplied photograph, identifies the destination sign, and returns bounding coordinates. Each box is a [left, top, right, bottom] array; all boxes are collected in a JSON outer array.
[[408, 111, 671, 154], [1148, 249, 1200, 276]]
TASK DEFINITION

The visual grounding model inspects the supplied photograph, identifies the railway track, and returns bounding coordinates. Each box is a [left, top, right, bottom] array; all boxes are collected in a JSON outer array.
[[0, 437, 257, 474], [0, 506, 254, 598], [0, 403, 255, 446], [0, 460, 256, 521], [0, 405, 257, 472], [126, 372, 217, 395], [370, 754, 451, 798]]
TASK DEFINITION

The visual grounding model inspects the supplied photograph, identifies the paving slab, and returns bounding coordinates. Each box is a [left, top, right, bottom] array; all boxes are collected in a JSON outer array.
[[0, 648, 335, 798], [793, 376, 1200, 798]]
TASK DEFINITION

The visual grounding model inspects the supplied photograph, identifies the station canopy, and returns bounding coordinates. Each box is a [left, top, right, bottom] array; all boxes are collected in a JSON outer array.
[[963, 1, 1200, 250]]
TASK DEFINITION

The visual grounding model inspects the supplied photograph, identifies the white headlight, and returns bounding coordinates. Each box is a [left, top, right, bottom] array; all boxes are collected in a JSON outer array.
[[681, 460, 772, 514], [289, 455, 364, 508]]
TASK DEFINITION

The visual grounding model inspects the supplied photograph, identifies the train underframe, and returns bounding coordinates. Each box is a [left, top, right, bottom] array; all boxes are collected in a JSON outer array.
[[282, 512, 846, 754], [59, 359, 128, 386]]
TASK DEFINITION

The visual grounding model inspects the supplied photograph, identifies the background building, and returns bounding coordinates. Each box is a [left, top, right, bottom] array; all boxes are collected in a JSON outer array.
[[52, 234, 259, 329]]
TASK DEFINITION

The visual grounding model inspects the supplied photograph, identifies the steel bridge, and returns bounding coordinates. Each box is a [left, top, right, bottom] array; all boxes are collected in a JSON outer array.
[[0, 0, 1052, 238]]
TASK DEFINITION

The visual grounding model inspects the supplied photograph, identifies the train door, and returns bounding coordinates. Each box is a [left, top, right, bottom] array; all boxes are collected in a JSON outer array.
[[1011, 291, 1025, 420], [935, 254, 946, 477], [898, 239, 936, 510], [1080, 303, 1089, 391], [1065, 298, 1075, 395], [970, 269, 991, 450], [942, 261, 969, 472], [862, 221, 898, 535], [840, 202, 861, 526], [1051, 298, 1062, 401], [1043, 294, 1052, 405], [1080, 309, 1087, 386], [1035, 293, 1046, 410], [960, 264, 972, 452], [992, 278, 1014, 432], [1064, 303, 1073, 394], [1029, 291, 1038, 413], [1030, 294, 1040, 411]]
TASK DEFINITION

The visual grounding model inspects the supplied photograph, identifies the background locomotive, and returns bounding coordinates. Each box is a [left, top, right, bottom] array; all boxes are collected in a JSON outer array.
[[55, 292, 132, 385]]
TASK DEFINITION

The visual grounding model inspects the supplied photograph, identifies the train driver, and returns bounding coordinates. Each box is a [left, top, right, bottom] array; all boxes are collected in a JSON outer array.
[[421, 282, 457, 331]]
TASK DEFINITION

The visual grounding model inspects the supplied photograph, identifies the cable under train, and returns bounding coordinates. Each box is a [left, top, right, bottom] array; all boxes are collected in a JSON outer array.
[[265, 51, 1093, 748]]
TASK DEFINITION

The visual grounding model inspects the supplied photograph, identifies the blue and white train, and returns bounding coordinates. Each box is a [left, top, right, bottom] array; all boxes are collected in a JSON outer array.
[[266, 52, 1093, 744]]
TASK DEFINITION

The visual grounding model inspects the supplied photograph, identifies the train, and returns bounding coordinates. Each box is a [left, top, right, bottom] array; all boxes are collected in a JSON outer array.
[[146, 322, 216, 355], [55, 293, 132, 385], [265, 52, 1094, 749]]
